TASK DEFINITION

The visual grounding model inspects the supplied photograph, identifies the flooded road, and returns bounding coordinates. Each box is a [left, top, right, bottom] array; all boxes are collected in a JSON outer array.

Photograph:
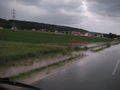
[[33, 44, 120, 90]]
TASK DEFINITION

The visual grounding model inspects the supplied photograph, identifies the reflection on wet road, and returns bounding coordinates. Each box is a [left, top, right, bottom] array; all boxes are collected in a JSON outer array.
[[33, 44, 120, 90]]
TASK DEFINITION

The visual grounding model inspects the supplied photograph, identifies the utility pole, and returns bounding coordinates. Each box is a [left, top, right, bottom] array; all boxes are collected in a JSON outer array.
[[12, 9, 16, 20], [11, 9, 17, 30]]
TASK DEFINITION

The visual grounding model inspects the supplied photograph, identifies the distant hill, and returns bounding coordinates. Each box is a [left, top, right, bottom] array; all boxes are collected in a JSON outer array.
[[0, 18, 119, 39], [0, 18, 88, 33]]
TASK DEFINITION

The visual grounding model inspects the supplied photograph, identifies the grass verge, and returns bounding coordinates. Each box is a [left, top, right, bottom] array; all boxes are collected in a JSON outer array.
[[90, 43, 111, 52], [0, 41, 74, 67], [9, 55, 83, 81]]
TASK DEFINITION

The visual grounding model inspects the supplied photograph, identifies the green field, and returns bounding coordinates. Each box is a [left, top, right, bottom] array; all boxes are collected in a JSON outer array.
[[0, 30, 112, 43], [0, 41, 73, 67], [0, 30, 112, 67]]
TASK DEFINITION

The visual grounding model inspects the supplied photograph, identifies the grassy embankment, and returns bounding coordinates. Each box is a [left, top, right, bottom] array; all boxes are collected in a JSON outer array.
[[0, 41, 72, 67], [9, 55, 81, 80], [0, 30, 112, 67], [90, 44, 111, 52]]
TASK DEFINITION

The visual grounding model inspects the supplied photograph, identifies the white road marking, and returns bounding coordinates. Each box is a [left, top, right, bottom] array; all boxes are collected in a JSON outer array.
[[112, 60, 120, 76]]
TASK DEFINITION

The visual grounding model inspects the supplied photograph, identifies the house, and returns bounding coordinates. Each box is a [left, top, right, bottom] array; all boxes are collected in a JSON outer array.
[[79, 33, 85, 36], [84, 32, 93, 36], [54, 30, 65, 34], [71, 32, 81, 36], [94, 33, 104, 37], [54, 30, 58, 33], [0, 26, 3, 30], [11, 26, 17, 30], [40, 29, 48, 32], [32, 28, 36, 31], [84, 33, 89, 36]]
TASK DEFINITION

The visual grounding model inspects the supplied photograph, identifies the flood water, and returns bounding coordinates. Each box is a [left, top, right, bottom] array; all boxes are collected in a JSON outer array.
[[32, 44, 120, 90]]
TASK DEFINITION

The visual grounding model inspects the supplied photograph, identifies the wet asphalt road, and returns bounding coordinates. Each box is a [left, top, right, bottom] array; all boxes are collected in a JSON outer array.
[[33, 44, 120, 90]]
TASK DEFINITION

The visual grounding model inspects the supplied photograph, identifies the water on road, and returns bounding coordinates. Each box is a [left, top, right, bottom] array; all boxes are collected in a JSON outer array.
[[33, 44, 120, 90]]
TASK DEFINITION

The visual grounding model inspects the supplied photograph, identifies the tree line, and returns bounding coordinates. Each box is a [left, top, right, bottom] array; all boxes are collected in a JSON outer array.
[[0, 18, 119, 39], [0, 18, 88, 33]]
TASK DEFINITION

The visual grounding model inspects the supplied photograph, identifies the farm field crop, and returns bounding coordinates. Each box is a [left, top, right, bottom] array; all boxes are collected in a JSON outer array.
[[0, 30, 112, 44]]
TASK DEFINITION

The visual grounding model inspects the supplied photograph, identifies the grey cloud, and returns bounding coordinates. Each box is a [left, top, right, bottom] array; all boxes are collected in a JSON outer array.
[[42, 0, 82, 10], [87, 0, 120, 17], [0, 0, 120, 34], [18, 0, 42, 6], [0, 0, 14, 19], [18, 0, 82, 13], [0, 0, 82, 22], [17, 0, 83, 25], [17, 0, 120, 17], [37, 12, 82, 25], [15, 0, 83, 25]]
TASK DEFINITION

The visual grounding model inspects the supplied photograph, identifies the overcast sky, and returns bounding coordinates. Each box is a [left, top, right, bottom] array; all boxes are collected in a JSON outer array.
[[0, 0, 120, 34]]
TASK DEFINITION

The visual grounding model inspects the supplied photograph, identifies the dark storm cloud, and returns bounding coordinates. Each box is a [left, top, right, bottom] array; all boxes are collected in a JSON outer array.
[[16, 0, 83, 25], [36, 11, 82, 25], [18, 0, 83, 13], [16, 0, 120, 17], [0, 0, 120, 34], [0, 0, 13, 19], [88, 0, 120, 17], [18, 0, 42, 6], [41, 0, 82, 11]]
